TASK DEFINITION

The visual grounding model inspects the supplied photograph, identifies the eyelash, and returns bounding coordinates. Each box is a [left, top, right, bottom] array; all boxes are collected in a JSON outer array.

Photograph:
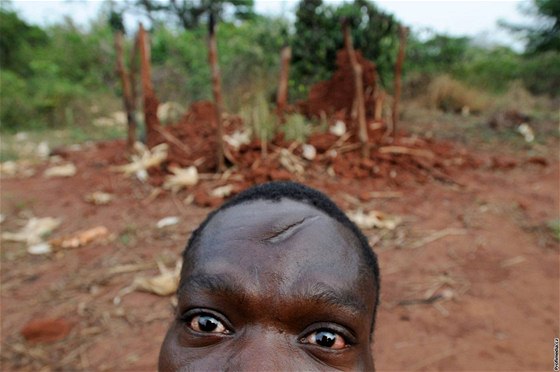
[[181, 310, 233, 335], [300, 324, 356, 350], [180, 310, 355, 350]]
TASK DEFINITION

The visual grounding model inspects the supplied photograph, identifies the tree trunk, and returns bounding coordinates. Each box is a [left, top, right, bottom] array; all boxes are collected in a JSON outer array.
[[138, 23, 160, 145], [391, 25, 408, 142], [208, 14, 226, 172], [343, 20, 368, 158], [276, 45, 291, 123], [114, 30, 137, 152]]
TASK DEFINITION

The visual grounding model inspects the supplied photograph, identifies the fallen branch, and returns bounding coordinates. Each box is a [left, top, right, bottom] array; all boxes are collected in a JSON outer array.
[[153, 126, 191, 156], [379, 146, 434, 159]]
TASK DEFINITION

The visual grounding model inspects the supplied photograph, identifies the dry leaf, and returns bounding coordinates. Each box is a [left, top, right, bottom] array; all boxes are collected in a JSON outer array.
[[50, 226, 109, 249], [163, 166, 198, 192], [279, 149, 305, 175], [210, 184, 234, 198], [0, 160, 36, 178], [330, 120, 347, 136], [224, 129, 251, 150], [28, 242, 52, 255], [2, 217, 61, 245], [347, 209, 401, 230], [114, 259, 182, 304], [85, 191, 113, 205], [112, 142, 168, 178], [44, 163, 77, 178], [156, 216, 180, 229], [517, 123, 534, 142], [302, 144, 317, 161]]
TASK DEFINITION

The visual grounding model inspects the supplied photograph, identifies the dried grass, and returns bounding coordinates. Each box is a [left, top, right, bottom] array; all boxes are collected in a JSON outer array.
[[424, 74, 491, 113]]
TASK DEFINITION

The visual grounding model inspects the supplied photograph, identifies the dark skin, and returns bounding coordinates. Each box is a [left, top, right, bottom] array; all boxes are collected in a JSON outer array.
[[159, 199, 377, 371]]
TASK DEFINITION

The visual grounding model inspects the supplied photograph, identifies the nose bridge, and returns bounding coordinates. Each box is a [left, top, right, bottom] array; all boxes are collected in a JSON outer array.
[[226, 326, 301, 371]]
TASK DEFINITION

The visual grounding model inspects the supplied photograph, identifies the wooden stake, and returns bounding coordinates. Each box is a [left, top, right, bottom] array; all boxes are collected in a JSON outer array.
[[276, 45, 291, 123], [343, 20, 368, 158], [138, 23, 160, 145], [208, 13, 225, 172], [391, 25, 408, 142], [114, 31, 137, 152], [130, 31, 139, 127]]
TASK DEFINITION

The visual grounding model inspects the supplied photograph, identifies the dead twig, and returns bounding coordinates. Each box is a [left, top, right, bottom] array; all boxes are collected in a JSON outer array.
[[153, 126, 191, 156], [379, 145, 434, 159], [408, 228, 467, 249]]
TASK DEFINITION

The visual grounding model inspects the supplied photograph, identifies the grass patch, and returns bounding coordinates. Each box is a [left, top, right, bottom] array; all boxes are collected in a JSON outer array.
[[547, 219, 560, 241]]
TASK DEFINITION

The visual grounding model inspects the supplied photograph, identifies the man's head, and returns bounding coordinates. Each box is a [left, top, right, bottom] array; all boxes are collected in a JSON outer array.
[[159, 181, 380, 371]]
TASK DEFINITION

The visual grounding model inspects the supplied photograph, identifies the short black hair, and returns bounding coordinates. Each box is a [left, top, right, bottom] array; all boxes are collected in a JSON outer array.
[[182, 181, 380, 328]]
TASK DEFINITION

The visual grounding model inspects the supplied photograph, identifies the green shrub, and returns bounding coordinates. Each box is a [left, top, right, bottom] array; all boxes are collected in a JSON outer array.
[[283, 113, 312, 142]]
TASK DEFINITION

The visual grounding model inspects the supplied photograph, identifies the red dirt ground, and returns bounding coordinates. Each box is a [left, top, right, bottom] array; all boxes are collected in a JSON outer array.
[[1, 118, 558, 370]]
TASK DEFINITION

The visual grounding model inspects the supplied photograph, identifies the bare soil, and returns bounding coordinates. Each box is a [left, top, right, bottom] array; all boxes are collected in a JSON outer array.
[[1, 120, 558, 371]]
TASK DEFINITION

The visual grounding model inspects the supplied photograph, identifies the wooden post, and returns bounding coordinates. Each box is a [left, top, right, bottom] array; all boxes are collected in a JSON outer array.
[[343, 20, 368, 158], [114, 30, 137, 152], [391, 25, 408, 142], [138, 23, 160, 145], [374, 90, 384, 122], [130, 31, 139, 128], [276, 45, 291, 123], [208, 13, 225, 172]]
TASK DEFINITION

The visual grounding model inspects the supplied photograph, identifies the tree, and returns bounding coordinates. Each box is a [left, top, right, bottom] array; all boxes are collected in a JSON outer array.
[[291, 0, 398, 96], [500, 0, 560, 54], [132, 0, 255, 29]]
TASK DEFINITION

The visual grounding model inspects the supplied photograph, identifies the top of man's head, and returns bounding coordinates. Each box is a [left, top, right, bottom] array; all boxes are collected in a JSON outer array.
[[183, 181, 380, 321]]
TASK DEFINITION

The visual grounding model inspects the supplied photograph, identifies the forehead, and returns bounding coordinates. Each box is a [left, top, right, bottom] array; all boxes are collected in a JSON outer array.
[[183, 198, 372, 296]]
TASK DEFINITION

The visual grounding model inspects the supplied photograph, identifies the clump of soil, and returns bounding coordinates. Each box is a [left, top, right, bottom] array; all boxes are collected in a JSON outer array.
[[21, 318, 73, 344]]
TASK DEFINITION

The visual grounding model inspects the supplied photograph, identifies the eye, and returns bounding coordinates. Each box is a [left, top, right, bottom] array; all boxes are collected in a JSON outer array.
[[188, 314, 230, 335], [302, 329, 348, 350]]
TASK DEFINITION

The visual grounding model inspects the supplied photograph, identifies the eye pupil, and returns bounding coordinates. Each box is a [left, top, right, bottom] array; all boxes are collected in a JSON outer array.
[[315, 330, 336, 347], [198, 315, 218, 332]]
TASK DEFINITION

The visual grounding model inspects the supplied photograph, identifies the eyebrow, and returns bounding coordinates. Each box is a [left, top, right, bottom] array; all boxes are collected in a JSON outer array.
[[294, 282, 367, 316], [178, 274, 366, 316], [178, 274, 243, 297]]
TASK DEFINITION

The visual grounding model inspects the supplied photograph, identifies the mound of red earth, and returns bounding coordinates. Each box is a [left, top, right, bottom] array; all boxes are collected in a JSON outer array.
[[298, 49, 378, 122], [146, 100, 244, 174], [113, 102, 480, 208]]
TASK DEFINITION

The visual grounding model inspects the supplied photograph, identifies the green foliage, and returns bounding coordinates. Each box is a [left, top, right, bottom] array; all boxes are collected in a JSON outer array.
[[405, 31, 560, 97], [283, 113, 312, 142], [239, 92, 276, 141], [548, 219, 560, 241], [150, 16, 287, 110], [0, 9, 49, 74], [1, 0, 557, 137], [517, 51, 560, 95], [406, 34, 470, 75], [500, 0, 559, 54], [0, 10, 118, 130], [291, 0, 398, 99]]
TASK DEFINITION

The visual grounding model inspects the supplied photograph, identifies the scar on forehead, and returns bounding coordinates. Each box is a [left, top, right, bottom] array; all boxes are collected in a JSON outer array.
[[261, 215, 320, 244]]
